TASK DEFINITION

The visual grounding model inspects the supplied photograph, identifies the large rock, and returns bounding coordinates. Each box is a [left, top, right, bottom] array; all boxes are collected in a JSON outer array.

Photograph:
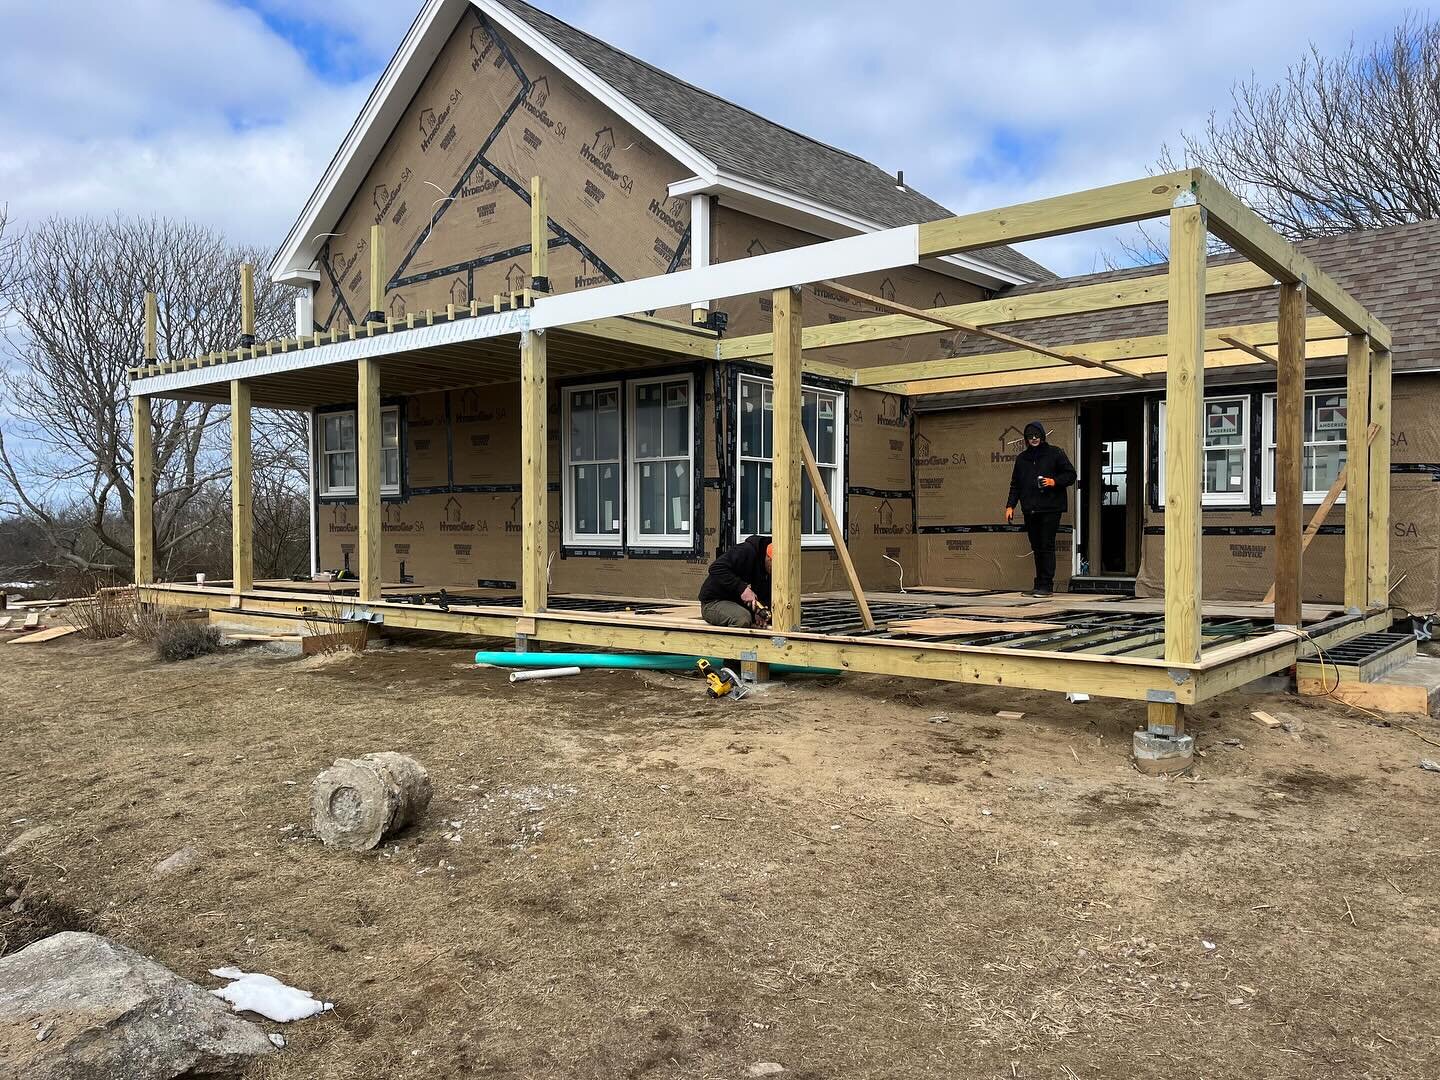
[[312, 751, 432, 851], [0, 931, 275, 1080]]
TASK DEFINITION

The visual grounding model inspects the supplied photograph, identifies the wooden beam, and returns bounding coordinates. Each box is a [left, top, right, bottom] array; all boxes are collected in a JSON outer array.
[[530, 175, 547, 289], [1262, 423, 1380, 604], [800, 439, 873, 631], [357, 357, 382, 603], [771, 287, 803, 632], [1368, 349, 1392, 607], [1218, 335, 1276, 365], [719, 259, 1275, 361], [856, 315, 1346, 389], [230, 380, 253, 594], [917, 170, 1196, 259], [132, 395, 154, 585], [1345, 336, 1371, 612], [239, 263, 256, 345], [1192, 172, 1390, 350], [1164, 204, 1206, 665], [520, 329, 548, 613], [367, 223, 385, 323], [143, 292, 158, 362], [821, 279, 1146, 381], [1273, 281, 1307, 627]]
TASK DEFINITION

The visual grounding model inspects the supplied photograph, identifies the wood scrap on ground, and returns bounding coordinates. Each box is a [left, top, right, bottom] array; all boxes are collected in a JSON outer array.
[[9, 626, 79, 644], [996, 710, 1026, 721], [888, 616, 1065, 636], [1251, 710, 1284, 728]]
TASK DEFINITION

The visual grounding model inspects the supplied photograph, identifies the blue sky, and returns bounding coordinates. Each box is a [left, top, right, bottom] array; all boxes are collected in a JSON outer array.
[[0, 0, 1424, 277]]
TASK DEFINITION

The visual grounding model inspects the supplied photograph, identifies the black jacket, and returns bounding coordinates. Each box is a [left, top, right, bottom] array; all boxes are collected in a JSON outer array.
[[699, 534, 772, 605], [1006, 426, 1077, 515]]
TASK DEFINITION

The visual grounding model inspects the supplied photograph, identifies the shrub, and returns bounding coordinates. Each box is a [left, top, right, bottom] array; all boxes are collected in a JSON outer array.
[[68, 588, 136, 640], [154, 621, 223, 662]]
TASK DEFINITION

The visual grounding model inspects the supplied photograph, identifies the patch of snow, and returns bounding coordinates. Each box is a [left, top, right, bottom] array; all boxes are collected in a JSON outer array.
[[209, 967, 334, 1022]]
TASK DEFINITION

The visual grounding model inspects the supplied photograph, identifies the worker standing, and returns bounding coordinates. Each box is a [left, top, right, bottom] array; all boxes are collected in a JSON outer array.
[[699, 534, 772, 627], [1004, 422, 1076, 597]]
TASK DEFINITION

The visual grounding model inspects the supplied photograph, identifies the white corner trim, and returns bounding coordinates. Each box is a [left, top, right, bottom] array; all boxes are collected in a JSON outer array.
[[531, 225, 920, 329], [689, 193, 711, 311], [476, 0, 717, 183]]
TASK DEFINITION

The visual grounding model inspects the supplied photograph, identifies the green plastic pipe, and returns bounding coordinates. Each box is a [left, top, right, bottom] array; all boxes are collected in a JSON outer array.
[[474, 650, 837, 675]]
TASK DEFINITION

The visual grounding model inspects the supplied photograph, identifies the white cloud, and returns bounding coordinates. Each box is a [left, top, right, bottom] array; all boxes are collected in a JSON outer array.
[[0, 0, 1423, 276]]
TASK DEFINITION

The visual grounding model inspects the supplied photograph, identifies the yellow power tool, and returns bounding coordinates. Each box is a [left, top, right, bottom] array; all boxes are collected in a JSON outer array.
[[696, 658, 748, 699]]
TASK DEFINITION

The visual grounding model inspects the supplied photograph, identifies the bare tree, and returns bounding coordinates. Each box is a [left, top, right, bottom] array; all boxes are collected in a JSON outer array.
[[0, 215, 298, 579], [1168, 15, 1440, 239]]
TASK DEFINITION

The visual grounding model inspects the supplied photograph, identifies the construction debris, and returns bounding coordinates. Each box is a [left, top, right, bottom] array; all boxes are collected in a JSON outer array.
[[9, 626, 79, 645], [996, 710, 1026, 721], [1251, 710, 1284, 728], [311, 752, 432, 852]]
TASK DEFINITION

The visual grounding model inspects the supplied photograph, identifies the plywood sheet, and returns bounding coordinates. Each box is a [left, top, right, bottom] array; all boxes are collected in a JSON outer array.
[[9, 626, 78, 644]]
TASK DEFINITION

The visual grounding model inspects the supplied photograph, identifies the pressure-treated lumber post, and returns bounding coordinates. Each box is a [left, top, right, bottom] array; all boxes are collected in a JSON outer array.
[[143, 291, 157, 364], [367, 224, 385, 323], [1163, 204, 1206, 666], [239, 263, 256, 347], [133, 395, 155, 585], [357, 358, 382, 603], [520, 329, 548, 613], [1273, 281, 1307, 627], [1344, 335, 1370, 612], [770, 286, 803, 632], [230, 380, 253, 594], [800, 440, 873, 630], [1368, 348, 1392, 607], [529, 175, 548, 292]]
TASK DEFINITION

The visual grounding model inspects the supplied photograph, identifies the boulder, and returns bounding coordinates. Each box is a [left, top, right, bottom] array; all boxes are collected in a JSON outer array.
[[0, 931, 275, 1079], [312, 751, 432, 851]]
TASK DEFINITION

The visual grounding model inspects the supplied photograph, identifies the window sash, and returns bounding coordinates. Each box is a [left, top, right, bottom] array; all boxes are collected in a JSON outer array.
[[318, 407, 399, 497], [1156, 396, 1249, 506], [736, 374, 844, 545], [1262, 390, 1348, 503], [629, 376, 694, 546], [563, 382, 622, 545]]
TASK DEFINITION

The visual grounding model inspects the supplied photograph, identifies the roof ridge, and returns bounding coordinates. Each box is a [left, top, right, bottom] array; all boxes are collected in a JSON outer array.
[[496, 0, 879, 172]]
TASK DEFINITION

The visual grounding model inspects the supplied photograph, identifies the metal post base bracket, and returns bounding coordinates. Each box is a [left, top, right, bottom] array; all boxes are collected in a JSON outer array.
[[1133, 731, 1195, 776]]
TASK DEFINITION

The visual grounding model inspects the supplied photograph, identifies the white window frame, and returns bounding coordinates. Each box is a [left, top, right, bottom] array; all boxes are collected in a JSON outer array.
[[561, 380, 623, 548], [735, 373, 845, 548], [626, 373, 695, 549], [1155, 395, 1251, 507], [317, 406, 400, 497], [1261, 389, 1348, 505]]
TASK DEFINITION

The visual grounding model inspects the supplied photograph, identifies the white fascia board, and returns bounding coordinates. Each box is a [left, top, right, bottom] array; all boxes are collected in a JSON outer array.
[[672, 171, 1036, 288], [477, 1, 717, 183], [131, 309, 532, 399], [269, 0, 468, 285], [531, 225, 920, 329]]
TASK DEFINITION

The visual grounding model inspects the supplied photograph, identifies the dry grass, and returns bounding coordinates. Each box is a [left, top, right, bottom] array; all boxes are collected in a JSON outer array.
[[3, 640, 1440, 1078]]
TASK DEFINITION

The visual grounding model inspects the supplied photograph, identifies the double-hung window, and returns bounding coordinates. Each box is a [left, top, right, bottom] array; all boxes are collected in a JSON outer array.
[[318, 407, 400, 496], [563, 383, 622, 546], [736, 373, 845, 545], [1262, 389, 1347, 503], [1155, 395, 1249, 506], [629, 375, 694, 546]]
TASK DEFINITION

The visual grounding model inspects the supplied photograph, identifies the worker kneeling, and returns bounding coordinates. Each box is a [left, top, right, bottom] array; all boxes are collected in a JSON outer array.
[[699, 534, 772, 628]]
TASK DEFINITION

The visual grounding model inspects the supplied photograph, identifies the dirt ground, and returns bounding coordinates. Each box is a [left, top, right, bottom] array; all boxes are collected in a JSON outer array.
[[4, 633, 1440, 1079]]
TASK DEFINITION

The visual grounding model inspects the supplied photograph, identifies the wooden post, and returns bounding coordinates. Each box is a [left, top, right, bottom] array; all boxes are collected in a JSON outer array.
[[133, 395, 155, 585], [800, 440, 873, 630], [357, 358, 382, 603], [367, 224, 385, 323], [770, 286, 803, 632], [239, 263, 256, 347], [1274, 281, 1307, 627], [1344, 335, 1370, 612], [1368, 348, 1392, 608], [521, 329, 548, 612], [230, 381, 253, 594], [530, 175, 548, 292], [1163, 204, 1206, 666], [143, 291, 158, 364]]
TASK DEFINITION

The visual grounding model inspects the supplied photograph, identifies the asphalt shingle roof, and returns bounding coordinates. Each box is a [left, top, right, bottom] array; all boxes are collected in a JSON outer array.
[[915, 218, 1440, 408], [494, 0, 1054, 283]]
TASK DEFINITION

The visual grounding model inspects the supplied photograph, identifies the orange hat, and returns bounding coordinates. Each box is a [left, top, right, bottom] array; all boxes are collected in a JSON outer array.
[[766, 542, 774, 557]]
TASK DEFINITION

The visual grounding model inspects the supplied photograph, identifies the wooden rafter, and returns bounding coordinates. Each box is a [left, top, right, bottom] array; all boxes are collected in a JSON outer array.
[[819, 280, 1146, 382], [1218, 335, 1278, 365]]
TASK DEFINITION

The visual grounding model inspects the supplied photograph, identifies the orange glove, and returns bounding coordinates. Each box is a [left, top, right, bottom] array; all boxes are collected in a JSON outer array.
[[1004, 506, 1014, 523], [1040, 476, 1057, 489]]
